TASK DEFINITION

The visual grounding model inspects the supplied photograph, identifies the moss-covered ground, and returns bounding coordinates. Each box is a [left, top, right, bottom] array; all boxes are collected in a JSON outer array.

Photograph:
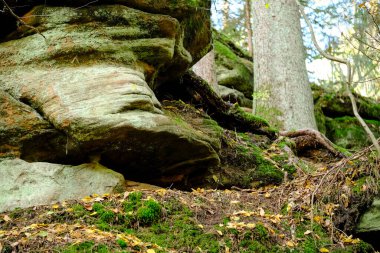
[[1, 147, 377, 253]]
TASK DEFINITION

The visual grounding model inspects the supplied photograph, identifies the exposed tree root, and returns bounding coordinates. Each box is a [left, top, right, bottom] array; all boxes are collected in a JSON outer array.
[[280, 128, 345, 158], [181, 70, 277, 139]]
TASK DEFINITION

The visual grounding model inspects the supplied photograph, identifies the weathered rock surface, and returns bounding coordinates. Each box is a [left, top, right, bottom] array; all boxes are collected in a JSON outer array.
[[356, 198, 380, 250], [218, 84, 252, 108], [312, 86, 380, 149], [214, 31, 253, 101], [0, 159, 125, 212], [0, 1, 218, 192]]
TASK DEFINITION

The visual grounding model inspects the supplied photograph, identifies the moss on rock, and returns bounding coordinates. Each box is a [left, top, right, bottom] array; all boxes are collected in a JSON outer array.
[[213, 31, 253, 100], [325, 116, 380, 150]]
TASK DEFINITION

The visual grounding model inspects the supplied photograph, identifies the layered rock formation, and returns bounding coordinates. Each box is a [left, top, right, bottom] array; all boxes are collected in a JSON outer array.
[[0, 0, 218, 211], [213, 30, 253, 107], [313, 85, 380, 150]]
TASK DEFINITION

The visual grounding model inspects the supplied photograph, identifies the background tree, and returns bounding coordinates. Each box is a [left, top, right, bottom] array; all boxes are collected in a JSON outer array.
[[252, 0, 317, 131]]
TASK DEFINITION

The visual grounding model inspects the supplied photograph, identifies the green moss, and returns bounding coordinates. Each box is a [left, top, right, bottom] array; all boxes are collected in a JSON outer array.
[[136, 199, 162, 225], [254, 224, 269, 239], [314, 105, 327, 134], [128, 191, 142, 204], [353, 177, 368, 194], [214, 40, 238, 61], [326, 116, 380, 149], [72, 204, 87, 218], [116, 239, 127, 249], [61, 241, 111, 253]]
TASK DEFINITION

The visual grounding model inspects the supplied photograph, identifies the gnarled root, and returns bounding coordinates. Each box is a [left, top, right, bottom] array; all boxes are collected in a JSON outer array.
[[280, 128, 345, 158]]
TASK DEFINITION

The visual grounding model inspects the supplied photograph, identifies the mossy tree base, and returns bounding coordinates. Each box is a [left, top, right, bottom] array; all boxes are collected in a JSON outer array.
[[280, 128, 345, 158], [181, 70, 277, 139]]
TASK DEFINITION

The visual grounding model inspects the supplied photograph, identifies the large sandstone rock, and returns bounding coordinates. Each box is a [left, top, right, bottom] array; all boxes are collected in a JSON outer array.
[[312, 86, 380, 150], [0, 159, 125, 212], [213, 32, 253, 100], [356, 198, 380, 249], [0, 1, 218, 190]]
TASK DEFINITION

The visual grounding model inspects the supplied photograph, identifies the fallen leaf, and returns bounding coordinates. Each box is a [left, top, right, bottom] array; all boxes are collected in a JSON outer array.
[[37, 231, 48, 237], [286, 241, 295, 247], [81, 196, 93, 203], [216, 230, 223, 236], [3, 215, 11, 222], [264, 192, 271, 198], [304, 230, 312, 235], [319, 247, 329, 253], [259, 208, 265, 217], [147, 249, 155, 253], [246, 223, 256, 229], [230, 200, 240, 204], [231, 216, 240, 221], [197, 224, 204, 229], [314, 216, 323, 223], [52, 204, 60, 209]]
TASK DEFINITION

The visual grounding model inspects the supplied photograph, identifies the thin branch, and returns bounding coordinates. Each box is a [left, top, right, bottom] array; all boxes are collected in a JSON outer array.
[[1, 0, 46, 40], [353, 76, 380, 84], [364, 5, 380, 37], [296, 0, 380, 165]]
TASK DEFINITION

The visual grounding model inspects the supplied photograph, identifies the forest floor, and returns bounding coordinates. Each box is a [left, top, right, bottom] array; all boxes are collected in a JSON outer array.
[[0, 145, 377, 253]]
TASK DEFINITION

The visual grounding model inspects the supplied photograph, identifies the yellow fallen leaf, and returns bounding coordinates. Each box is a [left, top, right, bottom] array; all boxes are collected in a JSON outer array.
[[155, 189, 167, 197], [147, 249, 155, 253], [52, 204, 60, 209], [197, 224, 204, 229], [230, 200, 240, 204], [286, 241, 295, 247], [246, 223, 256, 229], [264, 192, 271, 198], [66, 208, 74, 212], [216, 230, 223, 236], [319, 247, 329, 253], [231, 216, 240, 221], [90, 212, 98, 216], [313, 216, 323, 223], [82, 196, 93, 203], [225, 246, 230, 253]]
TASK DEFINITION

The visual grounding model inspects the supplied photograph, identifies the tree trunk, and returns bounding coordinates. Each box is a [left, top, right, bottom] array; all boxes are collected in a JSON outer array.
[[244, 0, 253, 57], [252, 0, 317, 131], [191, 50, 219, 93], [222, 0, 229, 31]]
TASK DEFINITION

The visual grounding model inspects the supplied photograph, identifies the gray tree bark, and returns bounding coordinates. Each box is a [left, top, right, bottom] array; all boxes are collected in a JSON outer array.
[[244, 0, 253, 57], [252, 0, 317, 131]]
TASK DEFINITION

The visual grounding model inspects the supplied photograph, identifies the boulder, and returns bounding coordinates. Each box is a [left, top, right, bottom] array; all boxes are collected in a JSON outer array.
[[218, 84, 252, 108], [326, 116, 380, 149], [356, 198, 380, 250], [0, 159, 125, 212], [213, 31, 253, 99], [312, 85, 380, 150], [0, 1, 219, 187]]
